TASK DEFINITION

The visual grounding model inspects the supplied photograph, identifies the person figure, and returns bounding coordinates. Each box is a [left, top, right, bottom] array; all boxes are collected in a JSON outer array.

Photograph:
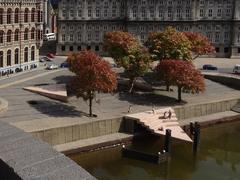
[[163, 111, 168, 119], [128, 105, 132, 113], [168, 110, 172, 119]]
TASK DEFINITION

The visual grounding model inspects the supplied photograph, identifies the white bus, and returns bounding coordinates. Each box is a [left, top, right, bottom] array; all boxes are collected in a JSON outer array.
[[43, 33, 56, 41]]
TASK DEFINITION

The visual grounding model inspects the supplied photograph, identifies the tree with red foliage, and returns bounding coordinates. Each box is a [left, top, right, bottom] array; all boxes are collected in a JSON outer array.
[[156, 60, 205, 102], [183, 32, 215, 59], [67, 51, 117, 117]]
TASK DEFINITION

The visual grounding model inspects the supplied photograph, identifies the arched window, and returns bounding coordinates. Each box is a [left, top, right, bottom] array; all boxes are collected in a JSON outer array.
[[24, 47, 28, 62], [0, 9, 3, 24], [14, 8, 19, 23], [24, 8, 29, 22], [37, 10, 41, 22], [31, 46, 35, 61], [31, 28, 35, 39], [40, 11, 43, 22], [7, 30, 12, 42], [7, 50, 11, 66], [0, 31, 4, 43], [14, 49, 19, 64], [7, 8, 12, 24], [37, 30, 40, 40], [0, 51, 3, 67], [31, 8, 35, 22], [14, 29, 19, 41], [24, 28, 28, 40]]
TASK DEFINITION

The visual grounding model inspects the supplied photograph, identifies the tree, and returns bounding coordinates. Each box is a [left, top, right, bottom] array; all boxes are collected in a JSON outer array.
[[67, 50, 117, 117], [155, 60, 205, 102], [104, 31, 152, 93], [103, 31, 140, 62], [183, 32, 215, 59], [145, 27, 192, 61]]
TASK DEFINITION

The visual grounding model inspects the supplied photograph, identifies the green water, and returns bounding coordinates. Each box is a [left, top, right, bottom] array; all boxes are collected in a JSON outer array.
[[70, 121, 240, 180]]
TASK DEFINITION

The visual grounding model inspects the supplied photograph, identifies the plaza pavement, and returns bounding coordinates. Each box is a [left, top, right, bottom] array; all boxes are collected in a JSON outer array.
[[0, 63, 239, 126]]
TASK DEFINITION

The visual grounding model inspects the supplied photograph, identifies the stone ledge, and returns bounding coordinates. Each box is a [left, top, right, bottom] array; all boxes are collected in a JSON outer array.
[[0, 121, 96, 180]]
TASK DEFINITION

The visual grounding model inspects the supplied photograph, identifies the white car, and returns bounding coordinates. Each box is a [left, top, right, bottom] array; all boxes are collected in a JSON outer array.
[[233, 64, 240, 74], [46, 64, 58, 70]]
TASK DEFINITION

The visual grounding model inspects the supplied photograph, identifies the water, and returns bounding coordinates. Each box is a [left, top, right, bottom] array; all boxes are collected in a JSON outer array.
[[70, 121, 240, 180]]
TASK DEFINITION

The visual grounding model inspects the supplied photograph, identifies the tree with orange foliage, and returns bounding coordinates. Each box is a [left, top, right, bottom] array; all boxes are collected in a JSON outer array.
[[183, 32, 215, 59], [156, 60, 205, 102], [67, 51, 117, 117], [104, 31, 152, 93]]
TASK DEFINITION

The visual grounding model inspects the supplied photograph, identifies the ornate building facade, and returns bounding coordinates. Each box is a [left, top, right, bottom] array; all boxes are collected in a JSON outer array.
[[57, 0, 240, 58], [0, 0, 43, 77]]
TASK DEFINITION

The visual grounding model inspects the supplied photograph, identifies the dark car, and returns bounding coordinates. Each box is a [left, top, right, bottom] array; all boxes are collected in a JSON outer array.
[[60, 61, 69, 68], [46, 53, 55, 58], [202, 64, 218, 70]]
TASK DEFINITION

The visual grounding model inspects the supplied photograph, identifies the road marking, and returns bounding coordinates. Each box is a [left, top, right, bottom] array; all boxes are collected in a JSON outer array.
[[0, 69, 63, 89]]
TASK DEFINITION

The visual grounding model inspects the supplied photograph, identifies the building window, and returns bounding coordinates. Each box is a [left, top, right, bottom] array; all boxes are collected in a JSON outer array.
[[24, 28, 29, 40], [70, 9, 74, 17], [208, 9, 212, 17], [69, 46, 73, 51], [31, 46, 35, 61], [159, 9, 163, 18], [224, 47, 229, 53], [217, 9, 222, 17], [215, 47, 219, 53], [200, 9, 204, 17], [61, 45, 65, 51], [31, 28, 35, 39], [14, 48, 19, 64], [14, 8, 19, 23], [7, 8, 12, 24], [7, 30, 11, 42], [88, 7, 92, 17], [87, 33, 91, 41], [62, 34, 65, 41], [104, 9, 108, 17], [95, 45, 99, 51], [70, 34, 73, 41], [87, 45, 91, 50], [24, 8, 29, 22], [0, 9, 3, 24], [62, 9, 66, 17], [24, 47, 28, 62], [150, 7, 154, 18], [31, 8, 35, 22], [141, 8, 146, 18], [77, 33, 81, 42], [78, 10, 82, 17], [0, 51, 3, 67], [7, 50, 11, 66], [133, 8, 137, 18], [215, 32, 220, 42], [226, 9, 231, 16], [186, 9, 191, 18], [0, 31, 3, 43], [112, 8, 116, 17], [77, 46, 81, 51], [224, 32, 229, 42], [176, 9, 181, 18], [168, 8, 172, 18]]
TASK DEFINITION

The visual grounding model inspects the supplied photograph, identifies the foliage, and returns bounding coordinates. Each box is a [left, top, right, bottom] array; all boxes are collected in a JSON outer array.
[[103, 31, 140, 63], [155, 60, 205, 101], [145, 27, 192, 61], [67, 50, 117, 116], [104, 31, 152, 93], [183, 32, 215, 59]]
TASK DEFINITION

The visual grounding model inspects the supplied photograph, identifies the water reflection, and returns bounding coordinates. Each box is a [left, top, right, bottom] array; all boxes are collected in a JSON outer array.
[[70, 121, 240, 180]]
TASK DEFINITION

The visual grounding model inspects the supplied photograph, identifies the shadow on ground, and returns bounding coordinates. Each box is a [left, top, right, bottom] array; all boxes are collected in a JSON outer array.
[[27, 100, 85, 117], [52, 75, 74, 84], [118, 92, 187, 106]]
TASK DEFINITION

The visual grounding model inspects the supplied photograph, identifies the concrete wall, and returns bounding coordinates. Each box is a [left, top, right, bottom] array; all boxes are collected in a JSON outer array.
[[204, 74, 240, 90], [31, 98, 240, 146]]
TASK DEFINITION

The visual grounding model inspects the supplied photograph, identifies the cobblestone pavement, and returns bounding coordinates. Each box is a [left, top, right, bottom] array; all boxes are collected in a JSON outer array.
[[0, 64, 239, 124]]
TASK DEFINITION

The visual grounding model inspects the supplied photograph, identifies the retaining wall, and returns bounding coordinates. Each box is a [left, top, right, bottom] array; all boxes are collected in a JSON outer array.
[[30, 98, 240, 146]]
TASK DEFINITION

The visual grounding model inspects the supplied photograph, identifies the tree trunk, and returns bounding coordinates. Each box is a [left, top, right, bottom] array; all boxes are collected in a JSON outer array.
[[89, 91, 93, 117], [129, 77, 136, 94], [177, 86, 182, 102]]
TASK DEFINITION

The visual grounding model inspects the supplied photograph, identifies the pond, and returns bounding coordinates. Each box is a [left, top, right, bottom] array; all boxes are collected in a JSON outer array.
[[70, 121, 240, 180]]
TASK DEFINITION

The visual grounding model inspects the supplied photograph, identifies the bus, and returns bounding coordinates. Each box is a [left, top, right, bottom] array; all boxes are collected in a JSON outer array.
[[43, 33, 56, 41]]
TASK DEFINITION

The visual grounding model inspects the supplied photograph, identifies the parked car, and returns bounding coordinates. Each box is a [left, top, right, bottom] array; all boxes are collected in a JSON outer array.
[[46, 64, 58, 70], [60, 61, 69, 68], [233, 64, 240, 74], [202, 64, 218, 70], [46, 53, 55, 58]]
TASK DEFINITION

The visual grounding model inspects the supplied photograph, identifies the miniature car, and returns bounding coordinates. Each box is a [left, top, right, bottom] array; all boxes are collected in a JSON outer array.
[[202, 64, 218, 70], [46, 64, 58, 70]]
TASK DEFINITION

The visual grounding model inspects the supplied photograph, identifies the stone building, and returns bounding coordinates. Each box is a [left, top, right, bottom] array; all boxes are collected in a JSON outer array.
[[0, 0, 43, 77], [43, 0, 57, 34], [57, 0, 240, 58]]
